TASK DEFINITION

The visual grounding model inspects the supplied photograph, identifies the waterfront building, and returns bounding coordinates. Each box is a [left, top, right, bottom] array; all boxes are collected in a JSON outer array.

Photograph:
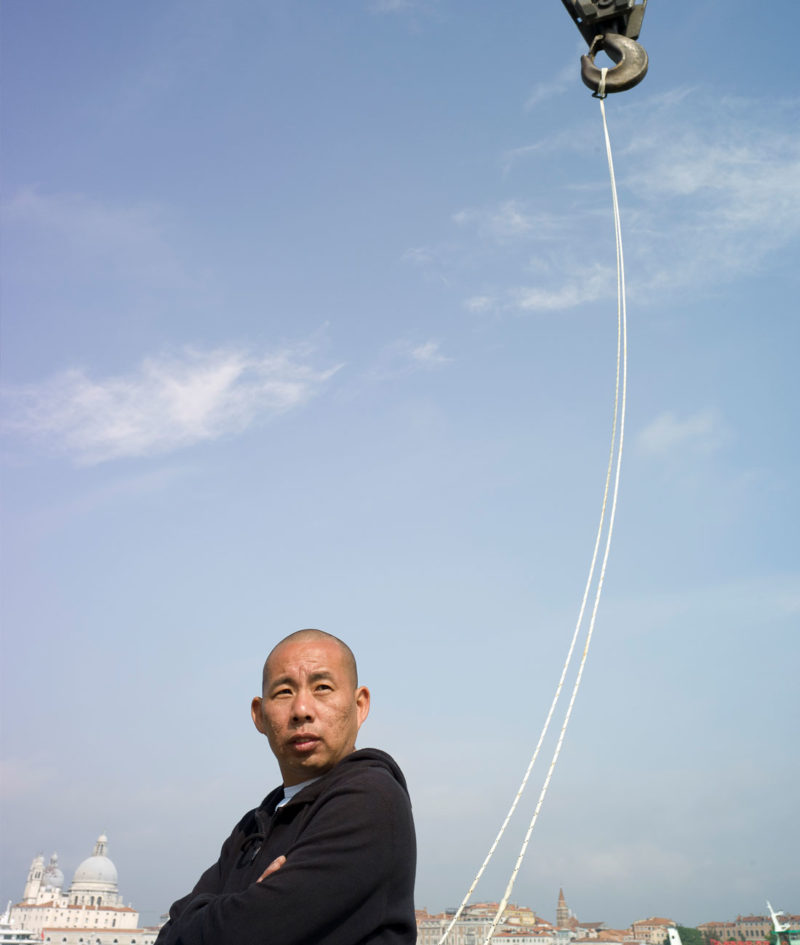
[[416, 907, 493, 945], [9, 835, 160, 945], [574, 935, 634, 945], [416, 904, 554, 945], [698, 923, 736, 941], [734, 916, 772, 941], [593, 930, 638, 944], [629, 918, 675, 945], [494, 933, 557, 945], [700, 911, 800, 944], [573, 923, 609, 938]]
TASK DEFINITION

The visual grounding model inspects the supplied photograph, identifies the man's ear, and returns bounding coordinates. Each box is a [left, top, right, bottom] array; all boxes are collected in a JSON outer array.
[[251, 696, 267, 734], [355, 686, 370, 728]]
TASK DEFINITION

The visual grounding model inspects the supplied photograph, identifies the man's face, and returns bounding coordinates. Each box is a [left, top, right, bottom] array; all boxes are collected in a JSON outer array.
[[251, 637, 370, 786]]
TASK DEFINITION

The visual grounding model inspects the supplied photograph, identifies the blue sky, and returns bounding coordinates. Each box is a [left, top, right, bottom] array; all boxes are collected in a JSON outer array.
[[1, 0, 798, 930]]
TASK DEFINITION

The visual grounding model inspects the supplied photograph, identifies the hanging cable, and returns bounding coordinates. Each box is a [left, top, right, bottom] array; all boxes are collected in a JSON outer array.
[[437, 157, 622, 935], [479, 75, 628, 945], [439, 76, 629, 944]]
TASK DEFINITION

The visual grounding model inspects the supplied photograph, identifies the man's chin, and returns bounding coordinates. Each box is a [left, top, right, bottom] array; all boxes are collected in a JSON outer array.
[[283, 757, 334, 786]]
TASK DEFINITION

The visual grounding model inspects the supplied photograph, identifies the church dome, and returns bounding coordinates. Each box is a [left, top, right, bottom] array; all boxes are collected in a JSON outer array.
[[72, 855, 118, 886], [42, 853, 64, 890], [70, 835, 118, 891]]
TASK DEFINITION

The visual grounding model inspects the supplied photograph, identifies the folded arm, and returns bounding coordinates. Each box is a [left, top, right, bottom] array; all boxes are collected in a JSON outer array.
[[155, 775, 411, 945]]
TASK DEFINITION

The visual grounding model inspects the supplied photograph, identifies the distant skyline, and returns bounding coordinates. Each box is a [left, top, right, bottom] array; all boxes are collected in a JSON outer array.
[[7, 834, 795, 932], [2, 0, 798, 932]]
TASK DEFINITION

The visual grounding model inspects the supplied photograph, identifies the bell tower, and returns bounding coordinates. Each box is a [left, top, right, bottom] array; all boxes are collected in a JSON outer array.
[[22, 854, 45, 903], [557, 888, 570, 928]]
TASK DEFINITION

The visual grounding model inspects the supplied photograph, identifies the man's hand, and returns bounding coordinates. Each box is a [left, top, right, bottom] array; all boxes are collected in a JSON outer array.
[[257, 855, 286, 882]]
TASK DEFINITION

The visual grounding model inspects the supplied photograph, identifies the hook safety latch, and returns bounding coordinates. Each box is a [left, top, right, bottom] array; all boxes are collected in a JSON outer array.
[[581, 32, 648, 94]]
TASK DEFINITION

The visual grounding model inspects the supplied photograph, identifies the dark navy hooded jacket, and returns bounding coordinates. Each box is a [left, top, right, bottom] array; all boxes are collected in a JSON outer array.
[[154, 749, 416, 945]]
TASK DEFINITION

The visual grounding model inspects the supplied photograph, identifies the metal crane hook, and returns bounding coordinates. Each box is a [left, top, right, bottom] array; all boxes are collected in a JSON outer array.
[[559, 0, 650, 94], [580, 32, 649, 95]]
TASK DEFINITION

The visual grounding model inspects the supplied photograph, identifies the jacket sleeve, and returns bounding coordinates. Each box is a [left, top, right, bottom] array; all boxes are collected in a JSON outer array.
[[154, 822, 247, 945], [155, 771, 414, 945]]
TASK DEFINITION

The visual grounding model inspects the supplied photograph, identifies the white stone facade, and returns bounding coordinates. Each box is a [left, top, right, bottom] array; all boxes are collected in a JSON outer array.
[[416, 905, 555, 945], [9, 835, 159, 945]]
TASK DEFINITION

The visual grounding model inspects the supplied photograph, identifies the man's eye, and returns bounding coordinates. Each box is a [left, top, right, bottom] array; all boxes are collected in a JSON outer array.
[[315, 684, 332, 692]]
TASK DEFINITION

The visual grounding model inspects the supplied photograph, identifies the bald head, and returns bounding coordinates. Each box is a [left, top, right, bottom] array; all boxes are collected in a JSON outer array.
[[262, 629, 358, 692], [253, 628, 369, 784]]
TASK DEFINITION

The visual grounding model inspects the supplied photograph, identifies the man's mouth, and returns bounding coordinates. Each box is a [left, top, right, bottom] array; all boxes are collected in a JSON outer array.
[[289, 734, 320, 753]]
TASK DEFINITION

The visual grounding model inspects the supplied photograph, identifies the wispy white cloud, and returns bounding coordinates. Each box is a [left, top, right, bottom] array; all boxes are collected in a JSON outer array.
[[511, 263, 614, 312], [500, 142, 545, 175], [453, 200, 537, 241], [500, 123, 597, 174], [402, 246, 438, 266], [4, 346, 341, 465], [524, 61, 576, 110], [415, 90, 800, 314], [463, 262, 612, 314], [400, 244, 456, 286], [637, 408, 728, 458], [452, 201, 578, 245], [409, 340, 451, 366], [620, 93, 800, 290], [369, 338, 452, 379], [464, 295, 497, 314]]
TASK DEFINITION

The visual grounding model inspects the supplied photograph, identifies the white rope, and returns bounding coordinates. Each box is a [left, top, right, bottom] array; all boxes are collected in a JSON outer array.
[[436, 221, 619, 943], [439, 84, 628, 945], [480, 85, 628, 945]]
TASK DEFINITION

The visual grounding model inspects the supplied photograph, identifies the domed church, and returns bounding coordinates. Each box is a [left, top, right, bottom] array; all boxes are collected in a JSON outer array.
[[64, 835, 122, 908], [9, 835, 158, 945]]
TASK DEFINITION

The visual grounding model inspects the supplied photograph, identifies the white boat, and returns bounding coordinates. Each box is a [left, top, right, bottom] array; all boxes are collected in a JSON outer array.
[[0, 903, 39, 945]]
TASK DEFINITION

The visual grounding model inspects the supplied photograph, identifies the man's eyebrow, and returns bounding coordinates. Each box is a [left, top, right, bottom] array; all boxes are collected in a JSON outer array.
[[267, 670, 335, 691]]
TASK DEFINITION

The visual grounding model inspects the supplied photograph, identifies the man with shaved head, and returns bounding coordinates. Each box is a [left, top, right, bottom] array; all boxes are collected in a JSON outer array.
[[155, 629, 416, 945]]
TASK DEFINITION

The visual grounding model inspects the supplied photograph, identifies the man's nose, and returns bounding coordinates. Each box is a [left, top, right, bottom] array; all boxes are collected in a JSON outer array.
[[290, 690, 314, 721]]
